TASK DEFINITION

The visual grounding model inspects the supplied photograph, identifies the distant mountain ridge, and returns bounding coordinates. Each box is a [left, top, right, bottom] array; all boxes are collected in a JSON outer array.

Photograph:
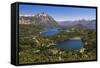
[[58, 19, 96, 29]]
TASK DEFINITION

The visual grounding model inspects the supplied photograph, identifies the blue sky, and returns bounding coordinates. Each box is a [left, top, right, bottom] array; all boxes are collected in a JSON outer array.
[[19, 4, 96, 21]]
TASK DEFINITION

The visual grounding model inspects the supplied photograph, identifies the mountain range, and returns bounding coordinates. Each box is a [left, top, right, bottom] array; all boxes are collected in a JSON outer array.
[[58, 19, 96, 29], [19, 13, 96, 29]]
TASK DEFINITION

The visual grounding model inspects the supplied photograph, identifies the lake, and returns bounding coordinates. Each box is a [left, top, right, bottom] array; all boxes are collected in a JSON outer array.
[[41, 28, 60, 36], [55, 40, 84, 50], [41, 28, 84, 50]]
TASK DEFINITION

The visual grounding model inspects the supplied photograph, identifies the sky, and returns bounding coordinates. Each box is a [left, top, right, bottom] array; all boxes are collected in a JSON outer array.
[[19, 4, 96, 21]]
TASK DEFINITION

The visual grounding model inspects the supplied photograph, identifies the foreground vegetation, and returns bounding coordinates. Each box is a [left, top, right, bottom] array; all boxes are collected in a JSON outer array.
[[19, 24, 96, 64]]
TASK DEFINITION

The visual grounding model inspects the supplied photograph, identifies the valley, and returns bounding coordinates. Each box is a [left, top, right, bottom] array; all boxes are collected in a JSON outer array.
[[19, 13, 96, 64]]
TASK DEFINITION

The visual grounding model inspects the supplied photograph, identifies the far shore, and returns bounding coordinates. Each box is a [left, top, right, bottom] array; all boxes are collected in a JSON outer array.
[[70, 37, 81, 40]]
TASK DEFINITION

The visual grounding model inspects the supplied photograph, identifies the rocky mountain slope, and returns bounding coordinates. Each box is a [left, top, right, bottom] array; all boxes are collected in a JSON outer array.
[[19, 12, 58, 28]]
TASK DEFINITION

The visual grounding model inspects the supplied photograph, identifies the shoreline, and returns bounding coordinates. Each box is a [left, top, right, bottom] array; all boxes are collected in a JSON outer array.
[[69, 37, 81, 40]]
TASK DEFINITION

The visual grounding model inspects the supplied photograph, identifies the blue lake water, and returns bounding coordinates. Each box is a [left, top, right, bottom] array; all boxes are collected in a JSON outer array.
[[41, 28, 84, 50], [41, 28, 60, 36], [55, 40, 84, 50]]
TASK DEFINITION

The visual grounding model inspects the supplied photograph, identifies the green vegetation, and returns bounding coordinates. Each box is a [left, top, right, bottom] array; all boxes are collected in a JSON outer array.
[[70, 37, 81, 40], [19, 24, 96, 64]]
